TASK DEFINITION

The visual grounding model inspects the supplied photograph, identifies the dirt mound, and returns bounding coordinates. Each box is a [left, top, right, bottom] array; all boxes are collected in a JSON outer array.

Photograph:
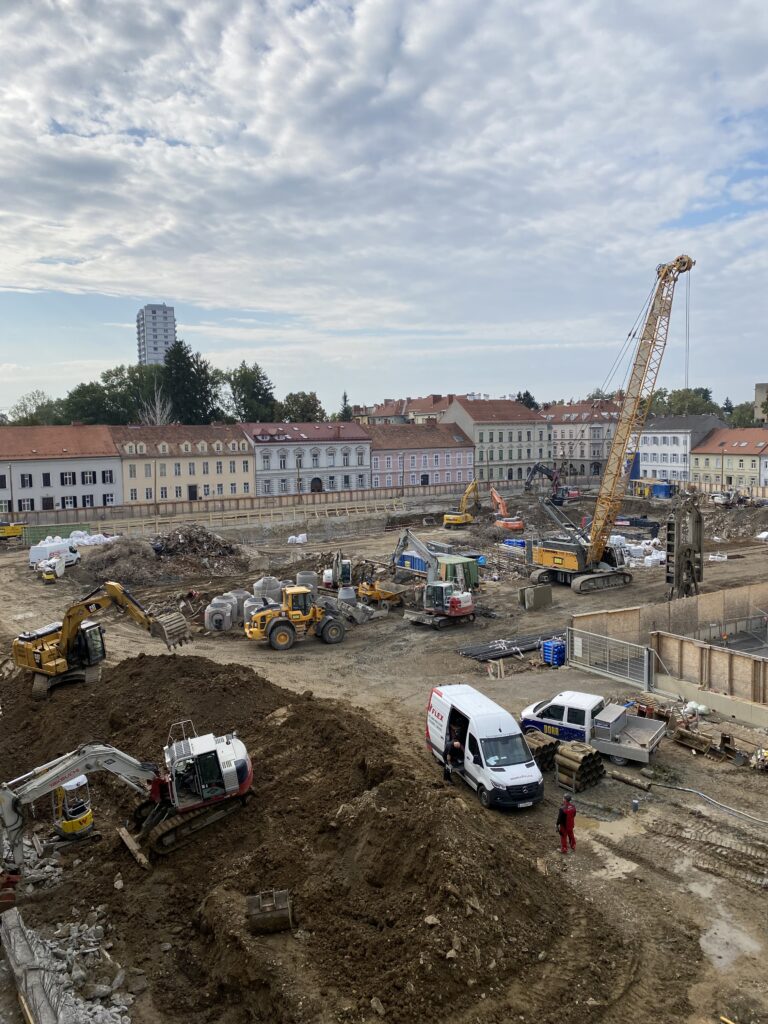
[[75, 524, 250, 586], [1, 655, 663, 1024]]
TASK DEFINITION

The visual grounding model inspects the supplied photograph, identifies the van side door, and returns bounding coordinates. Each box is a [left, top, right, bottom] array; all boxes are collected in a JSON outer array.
[[563, 705, 588, 742], [537, 703, 566, 738], [463, 732, 482, 790]]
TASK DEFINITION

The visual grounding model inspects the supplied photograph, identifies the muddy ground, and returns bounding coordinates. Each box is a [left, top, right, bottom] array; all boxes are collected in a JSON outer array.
[[1, 503, 767, 1024]]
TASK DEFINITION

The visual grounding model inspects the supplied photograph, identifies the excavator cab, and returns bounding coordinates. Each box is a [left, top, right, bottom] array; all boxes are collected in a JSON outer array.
[[424, 582, 455, 613], [52, 775, 94, 840], [74, 621, 107, 667]]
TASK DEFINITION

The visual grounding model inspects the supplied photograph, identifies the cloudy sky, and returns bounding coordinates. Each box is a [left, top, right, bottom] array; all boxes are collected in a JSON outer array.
[[1, 0, 767, 413]]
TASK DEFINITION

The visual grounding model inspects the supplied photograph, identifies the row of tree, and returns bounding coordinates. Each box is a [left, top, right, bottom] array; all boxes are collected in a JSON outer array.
[[7, 340, 354, 426]]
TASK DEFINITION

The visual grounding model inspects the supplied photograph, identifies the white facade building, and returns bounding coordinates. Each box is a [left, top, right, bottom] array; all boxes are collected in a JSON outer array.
[[137, 303, 177, 365], [638, 415, 725, 483], [242, 422, 372, 495]]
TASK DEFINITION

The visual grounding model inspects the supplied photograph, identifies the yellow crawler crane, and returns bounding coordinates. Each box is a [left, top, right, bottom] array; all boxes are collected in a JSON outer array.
[[530, 254, 695, 594]]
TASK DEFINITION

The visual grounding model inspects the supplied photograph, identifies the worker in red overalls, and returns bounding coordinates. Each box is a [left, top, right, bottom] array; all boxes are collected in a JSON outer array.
[[557, 794, 577, 854]]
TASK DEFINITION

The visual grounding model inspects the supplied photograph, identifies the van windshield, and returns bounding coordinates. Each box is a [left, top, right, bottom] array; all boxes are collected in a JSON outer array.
[[481, 734, 530, 767]]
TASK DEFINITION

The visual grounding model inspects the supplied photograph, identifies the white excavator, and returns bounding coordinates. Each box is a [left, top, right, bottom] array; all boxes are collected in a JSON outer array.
[[391, 529, 476, 629], [0, 721, 253, 909]]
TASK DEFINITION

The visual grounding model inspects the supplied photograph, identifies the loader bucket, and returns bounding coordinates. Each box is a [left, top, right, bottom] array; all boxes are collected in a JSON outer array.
[[150, 612, 192, 649], [247, 889, 293, 934]]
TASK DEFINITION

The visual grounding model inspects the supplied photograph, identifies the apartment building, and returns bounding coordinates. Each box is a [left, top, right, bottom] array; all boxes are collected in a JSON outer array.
[[137, 303, 177, 365], [691, 428, 768, 491], [109, 425, 253, 504], [366, 423, 474, 488], [353, 394, 465, 426], [242, 422, 371, 495], [542, 400, 619, 478], [442, 397, 551, 485], [638, 415, 725, 483], [0, 425, 123, 513]]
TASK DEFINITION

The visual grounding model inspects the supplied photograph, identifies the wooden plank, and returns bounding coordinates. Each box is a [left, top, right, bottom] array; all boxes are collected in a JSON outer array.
[[116, 827, 151, 870]]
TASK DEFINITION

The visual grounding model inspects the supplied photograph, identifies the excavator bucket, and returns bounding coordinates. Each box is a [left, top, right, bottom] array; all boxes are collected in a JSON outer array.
[[247, 889, 293, 934], [150, 612, 192, 649]]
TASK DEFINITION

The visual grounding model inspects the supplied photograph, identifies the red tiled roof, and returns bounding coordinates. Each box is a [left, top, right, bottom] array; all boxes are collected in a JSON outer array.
[[542, 400, 620, 423], [109, 424, 250, 456], [243, 422, 371, 443], [691, 427, 768, 454], [365, 423, 473, 450], [0, 425, 118, 460], [450, 397, 545, 423]]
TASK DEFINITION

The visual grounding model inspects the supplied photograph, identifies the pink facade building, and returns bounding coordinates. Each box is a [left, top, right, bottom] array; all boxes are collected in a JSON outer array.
[[366, 423, 474, 488]]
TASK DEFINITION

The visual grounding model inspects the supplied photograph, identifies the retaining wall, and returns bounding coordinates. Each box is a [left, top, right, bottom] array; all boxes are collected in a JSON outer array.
[[651, 631, 768, 705]]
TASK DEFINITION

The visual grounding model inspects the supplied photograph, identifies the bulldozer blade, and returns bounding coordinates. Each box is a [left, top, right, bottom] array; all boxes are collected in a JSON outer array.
[[117, 827, 151, 870], [150, 612, 192, 650]]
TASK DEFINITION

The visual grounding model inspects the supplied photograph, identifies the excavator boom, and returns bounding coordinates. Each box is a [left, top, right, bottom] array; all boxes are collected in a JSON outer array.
[[60, 581, 190, 653], [587, 255, 694, 565]]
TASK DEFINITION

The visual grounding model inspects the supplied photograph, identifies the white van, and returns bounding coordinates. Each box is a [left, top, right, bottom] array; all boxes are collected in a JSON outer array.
[[28, 542, 81, 569], [426, 684, 544, 809]]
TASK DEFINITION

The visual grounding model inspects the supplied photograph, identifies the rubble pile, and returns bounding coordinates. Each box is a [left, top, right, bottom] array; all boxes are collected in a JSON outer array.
[[702, 504, 768, 541], [76, 525, 250, 586]]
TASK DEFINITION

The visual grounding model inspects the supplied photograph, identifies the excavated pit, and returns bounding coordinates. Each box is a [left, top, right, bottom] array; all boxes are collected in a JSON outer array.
[[0, 655, 691, 1024]]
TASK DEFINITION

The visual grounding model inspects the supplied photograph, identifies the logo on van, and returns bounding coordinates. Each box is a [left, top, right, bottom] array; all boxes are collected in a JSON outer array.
[[427, 702, 444, 722]]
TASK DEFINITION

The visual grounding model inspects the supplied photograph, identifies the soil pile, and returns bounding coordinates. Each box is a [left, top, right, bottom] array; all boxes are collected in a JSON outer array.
[[0, 655, 671, 1024], [702, 503, 768, 540], [76, 525, 250, 586]]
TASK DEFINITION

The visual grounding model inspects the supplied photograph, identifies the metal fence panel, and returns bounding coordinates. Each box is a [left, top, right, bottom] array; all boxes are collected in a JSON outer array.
[[567, 627, 653, 689]]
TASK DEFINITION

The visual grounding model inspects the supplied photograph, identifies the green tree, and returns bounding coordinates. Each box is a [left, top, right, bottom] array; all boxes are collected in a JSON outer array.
[[226, 361, 278, 422], [585, 387, 613, 401], [515, 390, 540, 410], [62, 381, 117, 424], [338, 391, 353, 422], [649, 388, 670, 414], [278, 391, 326, 422], [9, 390, 66, 425], [721, 396, 734, 418], [729, 401, 756, 427], [164, 339, 223, 424]]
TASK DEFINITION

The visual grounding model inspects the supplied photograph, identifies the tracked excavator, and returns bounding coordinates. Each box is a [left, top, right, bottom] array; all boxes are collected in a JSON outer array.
[[489, 488, 524, 531], [528, 254, 695, 594], [12, 581, 191, 698], [443, 479, 480, 529], [0, 721, 253, 908]]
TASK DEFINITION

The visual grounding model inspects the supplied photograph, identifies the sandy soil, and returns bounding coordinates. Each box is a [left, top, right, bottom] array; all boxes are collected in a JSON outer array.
[[1, 511, 767, 1024]]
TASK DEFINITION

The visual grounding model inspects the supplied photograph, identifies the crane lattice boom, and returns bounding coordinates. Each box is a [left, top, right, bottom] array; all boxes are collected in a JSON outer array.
[[587, 255, 695, 566]]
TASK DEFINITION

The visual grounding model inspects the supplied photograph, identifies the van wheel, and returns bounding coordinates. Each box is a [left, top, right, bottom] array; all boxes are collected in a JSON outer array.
[[477, 786, 491, 809], [609, 754, 628, 766]]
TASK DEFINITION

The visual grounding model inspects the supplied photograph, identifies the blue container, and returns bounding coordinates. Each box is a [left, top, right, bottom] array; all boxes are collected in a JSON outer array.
[[397, 551, 428, 574], [651, 482, 672, 499], [542, 640, 566, 666], [503, 538, 526, 549]]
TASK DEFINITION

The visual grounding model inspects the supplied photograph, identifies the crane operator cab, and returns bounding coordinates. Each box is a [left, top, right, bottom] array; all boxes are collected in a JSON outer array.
[[52, 775, 94, 840], [424, 582, 475, 618], [163, 723, 253, 810]]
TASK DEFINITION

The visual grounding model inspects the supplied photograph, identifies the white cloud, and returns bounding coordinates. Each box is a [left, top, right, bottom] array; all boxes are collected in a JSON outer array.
[[0, 0, 767, 406]]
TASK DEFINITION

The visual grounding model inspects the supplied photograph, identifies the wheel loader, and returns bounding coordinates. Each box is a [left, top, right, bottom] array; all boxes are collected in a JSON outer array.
[[244, 585, 345, 650], [12, 580, 191, 698]]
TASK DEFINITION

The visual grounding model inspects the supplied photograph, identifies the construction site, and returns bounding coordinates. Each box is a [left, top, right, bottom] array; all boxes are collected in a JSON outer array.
[[1, 258, 767, 1024]]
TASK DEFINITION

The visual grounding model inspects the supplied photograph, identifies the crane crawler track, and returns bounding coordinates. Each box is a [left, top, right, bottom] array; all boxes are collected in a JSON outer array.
[[571, 571, 633, 594]]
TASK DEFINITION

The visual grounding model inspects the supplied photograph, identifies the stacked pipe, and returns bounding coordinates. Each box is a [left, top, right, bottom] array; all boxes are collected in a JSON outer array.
[[524, 731, 559, 771], [457, 630, 567, 662], [554, 741, 605, 792]]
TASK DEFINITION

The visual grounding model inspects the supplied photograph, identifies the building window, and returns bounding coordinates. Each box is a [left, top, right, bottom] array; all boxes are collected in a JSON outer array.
[[373, 475, 380, 488], [217, 483, 224, 495], [279, 479, 288, 493], [159, 463, 167, 477], [372, 456, 379, 470], [409, 455, 416, 468], [18, 498, 34, 512], [102, 469, 114, 484], [357, 474, 364, 487], [467, 453, 472, 465], [343, 474, 351, 488], [102, 494, 113, 506], [228, 460, 235, 473], [434, 472, 440, 483], [174, 462, 181, 476], [129, 488, 138, 501], [279, 453, 287, 470], [383, 474, 390, 487], [479, 432, 484, 443], [433, 453, 440, 467], [295, 454, 303, 469], [128, 465, 137, 479], [160, 486, 168, 499], [457, 470, 463, 483], [59, 471, 75, 486], [175, 486, 182, 498], [203, 484, 210, 497], [81, 470, 96, 485], [328, 476, 336, 490], [385, 456, 392, 470], [357, 449, 364, 466], [39, 497, 53, 510], [40, 472, 51, 487], [409, 473, 416, 485], [243, 482, 250, 494], [143, 463, 152, 478], [82, 494, 94, 508], [145, 488, 153, 500], [342, 450, 350, 467], [312, 451, 320, 468], [230, 483, 237, 495], [242, 460, 249, 473], [456, 453, 463, 466], [202, 461, 209, 475], [186, 462, 194, 476]]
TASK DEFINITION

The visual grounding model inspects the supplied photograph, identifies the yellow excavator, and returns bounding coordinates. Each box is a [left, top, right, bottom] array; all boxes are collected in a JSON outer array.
[[528, 254, 695, 594], [12, 581, 191, 698], [443, 479, 480, 529]]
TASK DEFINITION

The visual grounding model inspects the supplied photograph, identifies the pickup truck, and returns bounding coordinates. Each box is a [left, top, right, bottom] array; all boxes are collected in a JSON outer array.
[[520, 690, 666, 766]]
